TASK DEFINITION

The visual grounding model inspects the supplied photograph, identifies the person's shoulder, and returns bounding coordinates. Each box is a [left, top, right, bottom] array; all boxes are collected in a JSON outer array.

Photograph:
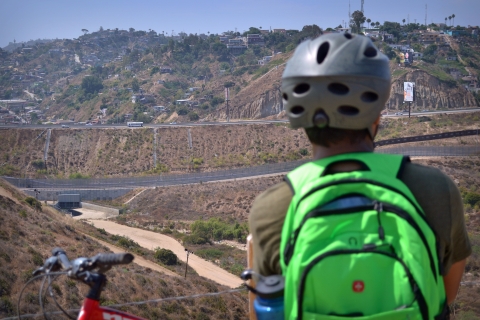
[[250, 181, 293, 218], [403, 161, 455, 187], [252, 181, 293, 207]]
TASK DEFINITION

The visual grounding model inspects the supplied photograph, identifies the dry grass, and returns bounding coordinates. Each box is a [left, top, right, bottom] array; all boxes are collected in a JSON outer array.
[[0, 178, 248, 319]]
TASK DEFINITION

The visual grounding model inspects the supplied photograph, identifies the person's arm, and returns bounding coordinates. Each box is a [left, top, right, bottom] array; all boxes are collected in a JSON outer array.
[[249, 182, 292, 276], [443, 258, 466, 305]]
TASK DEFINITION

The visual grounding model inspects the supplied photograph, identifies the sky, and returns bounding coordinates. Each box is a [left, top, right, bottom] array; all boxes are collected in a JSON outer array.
[[1, 0, 479, 48]]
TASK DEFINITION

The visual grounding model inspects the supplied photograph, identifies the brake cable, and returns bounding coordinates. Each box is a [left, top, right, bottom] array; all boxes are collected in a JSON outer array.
[[16, 272, 68, 320]]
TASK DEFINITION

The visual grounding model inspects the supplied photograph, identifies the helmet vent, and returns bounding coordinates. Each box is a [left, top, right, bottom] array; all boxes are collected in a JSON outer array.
[[328, 83, 349, 95], [316, 42, 329, 64], [290, 106, 305, 115], [361, 92, 379, 102], [364, 47, 377, 58], [344, 33, 353, 39], [282, 93, 288, 101], [338, 106, 359, 116], [293, 83, 310, 95]]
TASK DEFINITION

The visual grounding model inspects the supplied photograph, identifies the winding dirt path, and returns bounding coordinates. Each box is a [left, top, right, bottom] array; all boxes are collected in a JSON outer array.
[[88, 220, 243, 288], [82, 234, 179, 277]]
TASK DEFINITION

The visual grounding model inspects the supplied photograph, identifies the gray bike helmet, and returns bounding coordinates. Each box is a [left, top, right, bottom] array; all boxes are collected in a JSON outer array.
[[281, 33, 391, 137]]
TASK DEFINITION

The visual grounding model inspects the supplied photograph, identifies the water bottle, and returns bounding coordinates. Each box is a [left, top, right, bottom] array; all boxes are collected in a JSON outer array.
[[241, 270, 285, 320]]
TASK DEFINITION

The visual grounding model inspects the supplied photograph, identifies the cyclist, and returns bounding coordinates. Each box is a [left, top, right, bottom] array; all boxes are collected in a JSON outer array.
[[249, 33, 471, 318]]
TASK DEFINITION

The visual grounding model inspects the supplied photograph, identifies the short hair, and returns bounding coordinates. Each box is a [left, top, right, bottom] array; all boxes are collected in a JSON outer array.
[[304, 127, 370, 148]]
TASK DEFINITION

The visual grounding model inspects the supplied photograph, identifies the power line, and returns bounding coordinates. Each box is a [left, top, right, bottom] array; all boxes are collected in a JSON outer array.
[[6, 288, 246, 320]]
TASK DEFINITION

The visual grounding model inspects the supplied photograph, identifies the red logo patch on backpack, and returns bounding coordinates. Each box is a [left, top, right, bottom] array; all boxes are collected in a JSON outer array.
[[352, 280, 364, 293]]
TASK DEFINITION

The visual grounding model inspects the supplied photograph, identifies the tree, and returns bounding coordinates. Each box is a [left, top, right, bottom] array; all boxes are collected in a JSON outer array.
[[402, 19, 406, 26], [375, 22, 380, 28], [154, 248, 178, 265], [452, 14, 456, 26], [367, 18, 372, 26], [81, 29, 88, 35], [448, 16, 452, 26], [81, 76, 103, 95], [131, 78, 140, 92], [129, 27, 135, 33], [445, 17, 448, 26], [371, 22, 375, 28], [99, 26, 104, 32], [30, 113, 38, 122], [188, 112, 199, 121], [350, 10, 366, 34]]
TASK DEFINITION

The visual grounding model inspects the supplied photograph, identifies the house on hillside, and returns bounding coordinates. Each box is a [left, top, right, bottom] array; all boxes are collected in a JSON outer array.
[[153, 106, 166, 113], [258, 56, 272, 65], [245, 34, 265, 47], [132, 94, 155, 104], [227, 38, 247, 55], [273, 29, 286, 34], [0, 99, 26, 112], [219, 36, 230, 44], [160, 66, 172, 74], [382, 33, 394, 42], [336, 27, 352, 34]]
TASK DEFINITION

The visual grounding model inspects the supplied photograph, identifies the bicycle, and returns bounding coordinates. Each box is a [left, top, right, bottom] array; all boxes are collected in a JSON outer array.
[[18, 247, 146, 320]]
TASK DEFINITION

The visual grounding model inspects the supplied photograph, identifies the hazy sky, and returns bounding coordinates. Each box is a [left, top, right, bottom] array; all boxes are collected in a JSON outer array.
[[1, 0, 479, 48]]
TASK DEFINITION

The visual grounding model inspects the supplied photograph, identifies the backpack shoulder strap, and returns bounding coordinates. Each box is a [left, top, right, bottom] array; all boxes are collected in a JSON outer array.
[[285, 152, 410, 196]]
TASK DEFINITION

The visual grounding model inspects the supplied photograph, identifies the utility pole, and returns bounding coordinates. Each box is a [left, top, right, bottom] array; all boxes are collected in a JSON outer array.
[[184, 248, 193, 278], [425, 4, 428, 27]]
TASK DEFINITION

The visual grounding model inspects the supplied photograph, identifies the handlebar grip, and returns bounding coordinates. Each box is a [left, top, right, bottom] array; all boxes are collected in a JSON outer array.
[[94, 253, 134, 266], [52, 248, 72, 270]]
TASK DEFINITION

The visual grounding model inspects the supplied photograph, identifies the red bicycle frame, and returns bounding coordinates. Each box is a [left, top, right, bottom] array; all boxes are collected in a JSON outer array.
[[78, 298, 147, 320]]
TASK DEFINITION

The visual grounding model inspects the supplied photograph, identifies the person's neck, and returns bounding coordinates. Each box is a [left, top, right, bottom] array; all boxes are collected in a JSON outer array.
[[311, 139, 374, 161]]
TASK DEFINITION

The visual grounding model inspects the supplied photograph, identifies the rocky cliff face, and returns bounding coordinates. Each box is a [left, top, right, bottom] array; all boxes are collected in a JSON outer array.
[[210, 66, 286, 120], [228, 88, 284, 119], [390, 70, 478, 111]]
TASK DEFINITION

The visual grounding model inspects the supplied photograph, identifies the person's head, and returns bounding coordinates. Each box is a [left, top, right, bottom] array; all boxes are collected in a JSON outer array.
[[281, 33, 391, 148]]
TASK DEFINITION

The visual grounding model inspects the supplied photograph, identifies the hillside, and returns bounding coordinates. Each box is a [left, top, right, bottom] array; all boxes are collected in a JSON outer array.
[[0, 178, 248, 319], [0, 112, 479, 179], [1, 25, 479, 127]]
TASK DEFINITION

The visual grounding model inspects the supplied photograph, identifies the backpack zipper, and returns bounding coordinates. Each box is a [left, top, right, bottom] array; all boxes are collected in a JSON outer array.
[[284, 202, 438, 282], [296, 249, 429, 320]]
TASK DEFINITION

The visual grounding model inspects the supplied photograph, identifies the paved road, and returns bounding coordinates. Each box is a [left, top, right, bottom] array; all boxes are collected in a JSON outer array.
[[6, 145, 480, 192], [89, 220, 243, 288], [2, 108, 479, 129]]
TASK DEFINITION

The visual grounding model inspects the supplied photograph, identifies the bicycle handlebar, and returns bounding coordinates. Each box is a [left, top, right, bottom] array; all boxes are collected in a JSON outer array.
[[34, 248, 134, 278], [92, 252, 134, 266]]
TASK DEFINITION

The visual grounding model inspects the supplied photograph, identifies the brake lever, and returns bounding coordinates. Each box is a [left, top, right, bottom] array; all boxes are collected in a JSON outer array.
[[33, 256, 59, 276]]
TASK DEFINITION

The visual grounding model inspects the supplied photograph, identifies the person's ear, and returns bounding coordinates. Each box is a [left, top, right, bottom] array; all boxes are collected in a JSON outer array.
[[371, 115, 381, 138]]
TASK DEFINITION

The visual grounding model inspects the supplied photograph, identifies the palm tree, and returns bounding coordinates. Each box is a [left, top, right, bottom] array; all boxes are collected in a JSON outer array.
[[448, 16, 452, 26], [402, 19, 406, 26], [371, 22, 375, 28], [375, 21, 380, 28], [445, 17, 448, 27], [452, 14, 456, 26], [367, 18, 371, 25]]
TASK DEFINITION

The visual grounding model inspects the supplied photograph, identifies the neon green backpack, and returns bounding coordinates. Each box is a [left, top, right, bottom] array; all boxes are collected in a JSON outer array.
[[280, 152, 447, 320]]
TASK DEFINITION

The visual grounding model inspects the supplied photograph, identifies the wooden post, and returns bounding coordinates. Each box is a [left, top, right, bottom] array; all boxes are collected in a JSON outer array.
[[247, 234, 257, 320]]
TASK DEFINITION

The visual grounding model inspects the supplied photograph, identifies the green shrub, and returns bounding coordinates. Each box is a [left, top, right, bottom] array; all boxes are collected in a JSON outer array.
[[31, 159, 45, 169], [465, 192, 480, 207], [24, 197, 41, 211], [154, 248, 178, 265], [68, 172, 90, 179], [299, 148, 309, 156], [195, 248, 223, 260]]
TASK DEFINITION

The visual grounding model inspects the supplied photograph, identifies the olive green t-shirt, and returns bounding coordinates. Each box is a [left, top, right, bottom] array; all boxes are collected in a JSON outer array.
[[249, 160, 471, 276]]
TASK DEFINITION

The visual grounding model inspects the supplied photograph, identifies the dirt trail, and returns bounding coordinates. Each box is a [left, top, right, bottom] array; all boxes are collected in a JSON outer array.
[[82, 234, 179, 277], [88, 220, 243, 288]]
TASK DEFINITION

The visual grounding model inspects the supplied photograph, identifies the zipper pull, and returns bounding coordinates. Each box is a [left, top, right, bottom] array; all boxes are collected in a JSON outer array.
[[374, 201, 385, 240]]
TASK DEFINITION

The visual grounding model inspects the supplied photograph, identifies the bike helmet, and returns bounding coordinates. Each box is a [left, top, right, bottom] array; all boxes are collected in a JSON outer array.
[[281, 33, 391, 137]]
